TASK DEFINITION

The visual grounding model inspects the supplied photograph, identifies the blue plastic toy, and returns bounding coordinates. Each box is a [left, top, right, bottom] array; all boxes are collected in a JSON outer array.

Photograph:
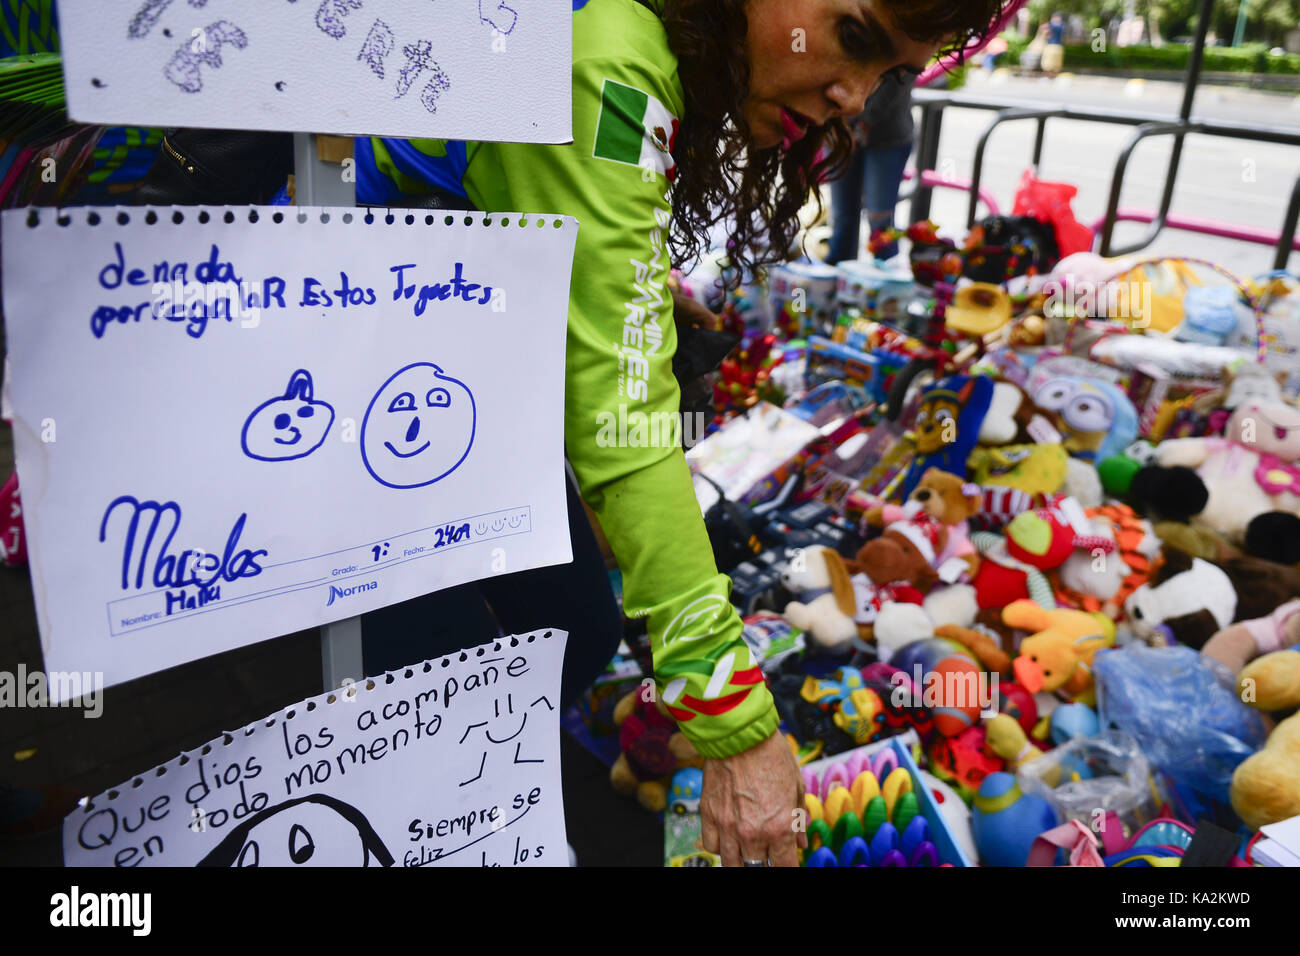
[[1050, 702, 1100, 744], [970, 772, 1060, 867], [839, 836, 871, 867]]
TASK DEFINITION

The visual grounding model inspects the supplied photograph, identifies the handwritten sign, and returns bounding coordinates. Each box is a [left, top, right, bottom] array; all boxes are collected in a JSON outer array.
[[57, 1, 572, 142], [64, 630, 568, 866], [1, 206, 577, 697]]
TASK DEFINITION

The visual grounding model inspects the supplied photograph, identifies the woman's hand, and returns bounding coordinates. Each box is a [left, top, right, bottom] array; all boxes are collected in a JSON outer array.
[[699, 730, 807, 867], [670, 283, 720, 332]]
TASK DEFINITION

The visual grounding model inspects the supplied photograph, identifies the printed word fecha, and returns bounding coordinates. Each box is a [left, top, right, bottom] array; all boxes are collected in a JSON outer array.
[[390, 262, 495, 316], [99, 496, 268, 592]]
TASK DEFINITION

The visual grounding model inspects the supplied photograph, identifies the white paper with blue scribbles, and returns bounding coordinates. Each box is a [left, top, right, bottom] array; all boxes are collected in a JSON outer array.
[[64, 630, 569, 867], [2, 206, 576, 698], [57, 0, 573, 142]]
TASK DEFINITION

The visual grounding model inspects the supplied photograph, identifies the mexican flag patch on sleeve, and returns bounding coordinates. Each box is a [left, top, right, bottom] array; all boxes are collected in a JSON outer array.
[[593, 79, 678, 181]]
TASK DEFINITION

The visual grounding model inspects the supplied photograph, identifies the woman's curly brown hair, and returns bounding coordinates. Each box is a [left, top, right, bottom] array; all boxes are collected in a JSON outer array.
[[660, 0, 1007, 284]]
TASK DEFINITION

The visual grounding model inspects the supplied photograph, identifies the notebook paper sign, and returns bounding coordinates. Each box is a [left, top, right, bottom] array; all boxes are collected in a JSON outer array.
[[64, 632, 568, 867], [2, 207, 576, 696], [56, 0, 572, 142]]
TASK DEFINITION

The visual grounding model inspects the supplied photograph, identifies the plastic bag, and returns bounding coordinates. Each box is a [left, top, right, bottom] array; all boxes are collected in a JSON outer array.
[[1018, 730, 1161, 834], [1012, 169, 1094, 259], [1093, 645, 1268, 805]]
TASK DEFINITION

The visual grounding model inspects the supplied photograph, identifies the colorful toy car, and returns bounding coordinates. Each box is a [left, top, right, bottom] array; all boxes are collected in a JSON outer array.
[[668, 767, 704, 815]]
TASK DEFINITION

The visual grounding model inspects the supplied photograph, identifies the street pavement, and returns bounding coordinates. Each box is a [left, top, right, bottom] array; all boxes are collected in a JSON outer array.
[[898, 70, 1300, 278]]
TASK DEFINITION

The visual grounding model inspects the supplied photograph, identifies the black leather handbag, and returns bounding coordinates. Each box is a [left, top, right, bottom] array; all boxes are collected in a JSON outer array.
[[133, 129, 295, 206]]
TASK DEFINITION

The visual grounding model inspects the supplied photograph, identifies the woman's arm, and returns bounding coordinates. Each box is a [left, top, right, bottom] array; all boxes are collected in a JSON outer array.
[[462, 52, 781, 761]]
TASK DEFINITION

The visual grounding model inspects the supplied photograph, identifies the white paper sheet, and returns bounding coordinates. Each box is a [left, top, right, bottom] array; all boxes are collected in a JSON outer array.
[[63, 630, 568, 867], [2, 206, 577, 697], [57, 0, 572, 142]]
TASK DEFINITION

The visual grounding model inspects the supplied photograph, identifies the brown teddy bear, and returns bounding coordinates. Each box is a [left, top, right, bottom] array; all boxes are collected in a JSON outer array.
[[609, 689, 704, 813], [861, 467, 983, 583]]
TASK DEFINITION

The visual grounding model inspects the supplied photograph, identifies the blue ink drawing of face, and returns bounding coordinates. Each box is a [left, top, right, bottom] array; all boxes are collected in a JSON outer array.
[[241, 369, 335, 462], [361, 362, 476, 489]]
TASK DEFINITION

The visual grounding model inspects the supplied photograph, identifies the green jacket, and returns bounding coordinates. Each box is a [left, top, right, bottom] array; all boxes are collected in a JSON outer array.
[[356, 0, 778, 758]]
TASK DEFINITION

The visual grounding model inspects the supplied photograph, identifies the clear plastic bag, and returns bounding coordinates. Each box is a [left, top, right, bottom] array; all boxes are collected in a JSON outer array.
[[1093, 645, 1269, 805], [1017, 730, 1160, 833]]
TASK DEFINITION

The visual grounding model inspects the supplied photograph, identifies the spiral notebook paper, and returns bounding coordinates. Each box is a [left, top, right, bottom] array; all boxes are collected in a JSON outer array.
[[63, 629, 569, 867], [2, 206, 578, 697], [55, 0, 572, 142]]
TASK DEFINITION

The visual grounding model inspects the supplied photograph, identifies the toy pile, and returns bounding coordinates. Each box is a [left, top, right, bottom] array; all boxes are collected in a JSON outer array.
[[644, 206, 1300, 866]]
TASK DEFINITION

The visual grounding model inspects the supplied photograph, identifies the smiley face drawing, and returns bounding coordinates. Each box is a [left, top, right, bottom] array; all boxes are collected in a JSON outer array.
[[241, 369, 335, 462], [361, 362, 476, 489], [197, 795, 394, 867]]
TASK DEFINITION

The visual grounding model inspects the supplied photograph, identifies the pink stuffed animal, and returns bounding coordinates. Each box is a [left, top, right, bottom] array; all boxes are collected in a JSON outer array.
[[1157, 400, 1300, 538]]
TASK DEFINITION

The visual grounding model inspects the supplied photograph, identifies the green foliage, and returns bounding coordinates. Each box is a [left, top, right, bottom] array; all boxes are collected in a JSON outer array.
[[1025, 0, 1300, 47], [1060, 41, 1300, 75]]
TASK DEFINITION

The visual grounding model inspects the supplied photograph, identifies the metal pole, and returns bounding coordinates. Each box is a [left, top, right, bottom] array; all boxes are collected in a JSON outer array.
[[1275, 174, 1300, 272], [1232, 0, 1250, 49], [909, 103, 943, 224], [294, 132, 364, 693], [1180, 0, 1214, 122]]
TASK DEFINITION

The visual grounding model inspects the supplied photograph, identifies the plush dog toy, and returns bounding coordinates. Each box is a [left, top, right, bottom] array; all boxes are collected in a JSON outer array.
[[1126, 548, 1300, 649], [781, 545, 926, 651], [897, 375, 995, 499], [1004, 600, 1116, 706], [780, 545, 861, 652]]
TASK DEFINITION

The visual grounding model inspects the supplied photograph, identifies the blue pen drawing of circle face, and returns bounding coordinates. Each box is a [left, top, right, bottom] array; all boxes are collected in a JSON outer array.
[[361, 362, 476, 489], [241, 369, 335, 462]]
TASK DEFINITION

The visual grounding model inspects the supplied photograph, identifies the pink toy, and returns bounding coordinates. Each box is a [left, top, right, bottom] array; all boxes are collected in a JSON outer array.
[[1157, 400, 1300, 536], [0, 471, 24, 567]]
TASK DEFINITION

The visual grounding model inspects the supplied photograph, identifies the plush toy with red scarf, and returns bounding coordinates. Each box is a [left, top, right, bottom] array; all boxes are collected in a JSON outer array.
[[971, 499, 1115, 610]]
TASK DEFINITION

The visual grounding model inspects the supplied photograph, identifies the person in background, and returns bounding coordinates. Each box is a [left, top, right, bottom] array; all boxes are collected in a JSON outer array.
[[1042, 10, 1066, 76], [827, 70, 917, 264]]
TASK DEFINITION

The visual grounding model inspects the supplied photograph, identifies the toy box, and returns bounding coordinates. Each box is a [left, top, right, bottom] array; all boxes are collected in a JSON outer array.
[[771, 261, 840, 339], [800, 731, 974, 867], [1126, 361, 1221, 440], [664, 810, 721, 867], [804, 335, 909, 405], [687, 402, 820, 513]]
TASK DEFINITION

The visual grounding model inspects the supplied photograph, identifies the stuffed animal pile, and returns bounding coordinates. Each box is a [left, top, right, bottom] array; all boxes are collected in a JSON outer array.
[[589, 241, 1300, 867]]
